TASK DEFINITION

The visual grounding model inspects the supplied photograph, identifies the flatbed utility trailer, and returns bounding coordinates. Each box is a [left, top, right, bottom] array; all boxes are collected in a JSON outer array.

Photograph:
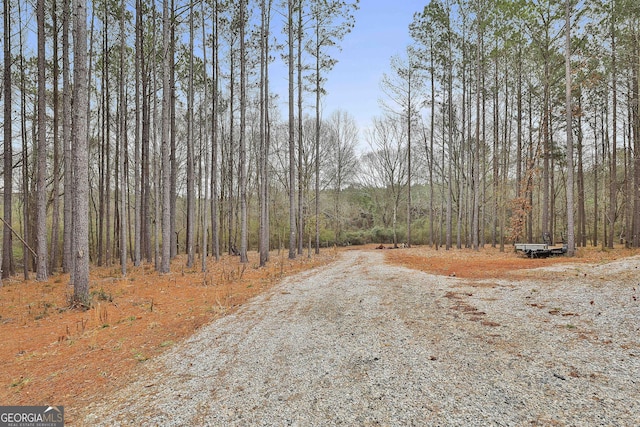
[[514, 243, 567, 258]]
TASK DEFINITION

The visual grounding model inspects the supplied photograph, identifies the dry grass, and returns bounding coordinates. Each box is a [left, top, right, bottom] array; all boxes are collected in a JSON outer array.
[[0, 249, 337, 420]]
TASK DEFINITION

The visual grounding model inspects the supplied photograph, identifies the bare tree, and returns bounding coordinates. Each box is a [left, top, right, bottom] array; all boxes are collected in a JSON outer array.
[[325, 110, 359, 244], [364, 116, 408, 247]]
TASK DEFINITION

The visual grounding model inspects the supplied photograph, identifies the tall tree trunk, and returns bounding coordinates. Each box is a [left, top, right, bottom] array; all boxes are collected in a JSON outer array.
[[119, 0, 127, 275], [314, 16, 321, 255], [62, 0, 72, 273], [288, 0, 296, 260], [227, 37, 235, 255], [593, 113, 599, 247], [472, 9, 482, 251], [609, 13, 617, 249], [527, 89, 534, 242], [50, 0, 61, 273], [297, 2, 304, 256], [186, 0, 195, 268], [211, 0, 220, 262], [516, 47, 523, 199], [633, 29, 640, 248], [2, 0, 13, 280], [239, 0, 248, 263], [104, 11, 112, 267], [625, 84, 632, 247], [142, 67, 152, 262], [259, 0, 272, 267], [542, 52, 551, 242], [577, 89, 586, 247], [429, 40, 435, 248], [200, 0, 209, 272], [133, 0, 142, 266], [446, 20, 453, 251], [160, 0, 172, 273], [170, 0, 177, 259], [18, 0, 30, 280], [492, 52, 499, 248], [565, 0, 575, 256], [407, 65, 412, 249], [36, 0, 48, 281], [72, 0, 90, 305]]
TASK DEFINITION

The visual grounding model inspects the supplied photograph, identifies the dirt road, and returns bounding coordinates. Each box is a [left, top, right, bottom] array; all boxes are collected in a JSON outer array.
[[83, 250, 639, 426]]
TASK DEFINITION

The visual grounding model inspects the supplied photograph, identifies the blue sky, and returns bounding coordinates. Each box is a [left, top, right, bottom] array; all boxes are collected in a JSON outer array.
[[271, 1, 424, 147], [322, 1, 423, 134]]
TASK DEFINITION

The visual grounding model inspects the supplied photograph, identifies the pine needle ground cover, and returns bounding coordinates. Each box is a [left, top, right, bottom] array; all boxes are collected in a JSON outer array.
[[0, 250, 337, 421]]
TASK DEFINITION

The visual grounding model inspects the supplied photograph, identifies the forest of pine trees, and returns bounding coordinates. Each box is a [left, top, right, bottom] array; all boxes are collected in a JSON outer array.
[[1, 0, 640, 303]]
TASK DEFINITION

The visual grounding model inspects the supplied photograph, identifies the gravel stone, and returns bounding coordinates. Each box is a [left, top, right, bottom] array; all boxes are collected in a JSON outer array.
[[82, 251, 640, 426]]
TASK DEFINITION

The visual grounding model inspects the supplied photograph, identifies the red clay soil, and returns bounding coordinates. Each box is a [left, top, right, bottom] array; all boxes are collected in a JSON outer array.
[[0, 250, 337, 424]]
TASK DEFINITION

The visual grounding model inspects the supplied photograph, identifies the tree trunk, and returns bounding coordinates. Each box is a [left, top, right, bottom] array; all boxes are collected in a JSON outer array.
[[50, 0, 61, 273], [62, 0, 72, 273], [72, 0, 90, 305], [18, 0, 30, 280], [239, 0, 248, 263], [200, 0, 209, 272], [565, 0, 575, 256], [186, 0, 195, 268], [119, 0, 127, 275], [472, 10, 481, 251], [429, 41, 435, 248], [211, 0, 220, 262], [542, 53, 551, 242], [314, 18, 321, 255], [288, 0, 296, 260], [133, 0, 142, 266], [297, 3, 304, 256], [36, 0, 48, 280], [160, 0, 172, 273], [259, 0, 272, 267], [633, 29, 640, 248], [170, 0, 177, 259], [609, 14, 617, 249], [407, 65, 412, 249], [2, 0, 13, 280], [577, 90, 586, 247]]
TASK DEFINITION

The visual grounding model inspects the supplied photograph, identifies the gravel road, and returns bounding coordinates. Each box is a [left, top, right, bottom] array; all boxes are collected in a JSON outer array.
[[83, 250, 640, 426]]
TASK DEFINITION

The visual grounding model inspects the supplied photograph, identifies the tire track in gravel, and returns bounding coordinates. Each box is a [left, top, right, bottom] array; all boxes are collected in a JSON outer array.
[[82, 250, 640, 426]]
